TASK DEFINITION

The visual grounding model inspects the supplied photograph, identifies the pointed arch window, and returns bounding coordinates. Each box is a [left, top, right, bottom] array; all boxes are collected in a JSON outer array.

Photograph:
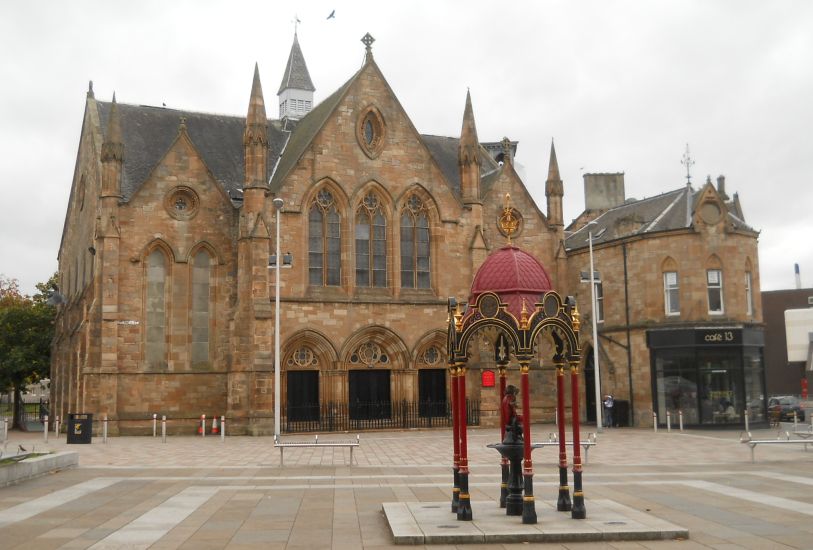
[[356, 192, 387, 287], [145, 249, 168, 369], [191, 250, 211, 365], [309, 189, 341, 286], [400, 195, 431, 289]]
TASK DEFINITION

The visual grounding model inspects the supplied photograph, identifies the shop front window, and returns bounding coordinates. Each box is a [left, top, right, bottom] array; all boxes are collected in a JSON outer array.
[[698, 350, 740, 425], [655, 349, 698, 424]]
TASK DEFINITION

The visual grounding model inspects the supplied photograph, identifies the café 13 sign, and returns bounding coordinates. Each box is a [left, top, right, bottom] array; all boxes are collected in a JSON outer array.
[[696, 328, 741, 345]]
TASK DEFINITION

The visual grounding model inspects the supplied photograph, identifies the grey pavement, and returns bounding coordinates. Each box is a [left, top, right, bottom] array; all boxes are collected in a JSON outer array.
[[2, 424, 813, 549]]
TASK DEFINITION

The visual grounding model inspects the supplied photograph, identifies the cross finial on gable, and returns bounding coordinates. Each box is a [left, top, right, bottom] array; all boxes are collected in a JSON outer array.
[[361, 33, 375, 54]]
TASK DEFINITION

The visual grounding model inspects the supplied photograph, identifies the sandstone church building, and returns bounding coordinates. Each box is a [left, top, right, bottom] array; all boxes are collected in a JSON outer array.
[[52, 33, 767, 434]]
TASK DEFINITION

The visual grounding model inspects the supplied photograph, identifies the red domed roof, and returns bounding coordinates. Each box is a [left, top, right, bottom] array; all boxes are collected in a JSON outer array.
[[469, 245, 553, 317]]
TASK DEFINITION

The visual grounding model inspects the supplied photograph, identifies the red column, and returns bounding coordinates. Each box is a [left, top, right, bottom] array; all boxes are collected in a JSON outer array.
[[450, 364, 459, 513], [556, 359, 572, 511], [456, 364, 472, 520], [570, 360, 586, 519], [498, 364, 509, 508], [520, 361, 537, 523]]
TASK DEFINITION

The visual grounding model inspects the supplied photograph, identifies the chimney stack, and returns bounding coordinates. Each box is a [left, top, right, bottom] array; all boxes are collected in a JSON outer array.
[[716, 175, 727, 199]]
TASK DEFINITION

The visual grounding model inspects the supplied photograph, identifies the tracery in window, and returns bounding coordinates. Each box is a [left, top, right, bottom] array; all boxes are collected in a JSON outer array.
[[400, 195, 430, 289], [191, 250, 211, 365], [287, 346, 319, 368], [355, 192, 387, 287], [349, 342, 389, 367], [356, 106, 385, 158], [421, 345, 441, 365], [309, 189, 341, 286], [146, 249, 167, 368]]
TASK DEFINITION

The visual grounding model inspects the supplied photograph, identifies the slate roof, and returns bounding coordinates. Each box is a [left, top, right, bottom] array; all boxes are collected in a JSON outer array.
[[564, 185, 757, 251], [96, 77, 502, 205], [420, 134, 501, 197], [96, 101, 291, 202], [278, 33, 315, 94], [269, 74, 357, 192]]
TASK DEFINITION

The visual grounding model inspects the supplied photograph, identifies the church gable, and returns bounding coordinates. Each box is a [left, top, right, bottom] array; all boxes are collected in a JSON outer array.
[[481, 168, 551, 253], [692, 180, 730, 233], [274, 59, 461, 219], [122, 127, 236, 261]]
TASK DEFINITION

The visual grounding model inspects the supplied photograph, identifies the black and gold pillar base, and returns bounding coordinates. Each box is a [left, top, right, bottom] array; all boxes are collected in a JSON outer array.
[[522, 475, 537, 524], [457, 473, 473, 521], [557, 466, 572, 512]]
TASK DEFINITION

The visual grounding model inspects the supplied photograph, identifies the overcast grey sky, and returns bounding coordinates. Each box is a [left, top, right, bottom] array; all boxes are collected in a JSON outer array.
[[1, 1, 811, 295]]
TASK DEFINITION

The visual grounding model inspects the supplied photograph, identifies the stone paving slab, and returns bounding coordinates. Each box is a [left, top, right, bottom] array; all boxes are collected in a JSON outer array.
[[384, 499, 688, 545]]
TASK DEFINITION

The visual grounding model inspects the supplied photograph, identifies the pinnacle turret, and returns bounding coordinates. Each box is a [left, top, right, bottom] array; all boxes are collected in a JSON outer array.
[[458, 90, 481, 205], [458, 90, 480, 167], [247, 63, 267, 129], [244, 65, 268, 190], [547, 140, 562, 186], [101, 93, 124, 162], [546, 139, 564, 227]]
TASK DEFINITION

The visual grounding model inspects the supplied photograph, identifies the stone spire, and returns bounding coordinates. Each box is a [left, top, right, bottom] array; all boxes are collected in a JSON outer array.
[[100, 92, 123, 203], [101, 93, 123, 163], [244, 64, 268, 193], [278, 33, 315, 120], [246, 63, 267, 131], [458, 90, 481, 205], [545, 139, 564, 227]]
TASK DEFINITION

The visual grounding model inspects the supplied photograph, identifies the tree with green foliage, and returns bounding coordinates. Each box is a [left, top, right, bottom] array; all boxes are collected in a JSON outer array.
[[0, 274, 56, 430]]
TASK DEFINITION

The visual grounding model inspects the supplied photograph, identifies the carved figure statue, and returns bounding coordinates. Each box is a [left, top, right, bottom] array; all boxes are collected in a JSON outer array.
[[502, 384, 523, 443]]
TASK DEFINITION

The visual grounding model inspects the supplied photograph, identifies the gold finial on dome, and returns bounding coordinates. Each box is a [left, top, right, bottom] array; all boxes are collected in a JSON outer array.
[[499, 193, 519, 244], [520, 298, 530, 330]]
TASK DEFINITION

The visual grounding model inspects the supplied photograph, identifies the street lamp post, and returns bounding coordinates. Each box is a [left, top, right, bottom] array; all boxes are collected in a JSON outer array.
[[272, 197, 284, 438], [587, 221, 603, 433]]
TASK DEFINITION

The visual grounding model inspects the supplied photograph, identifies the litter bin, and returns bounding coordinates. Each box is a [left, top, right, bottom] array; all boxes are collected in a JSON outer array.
[[67, 413, 93, 444], [613, 400, 630, 427]]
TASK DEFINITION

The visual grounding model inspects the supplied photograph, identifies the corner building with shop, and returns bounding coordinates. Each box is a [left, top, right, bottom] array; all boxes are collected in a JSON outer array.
[[51, 34, 766, 433]]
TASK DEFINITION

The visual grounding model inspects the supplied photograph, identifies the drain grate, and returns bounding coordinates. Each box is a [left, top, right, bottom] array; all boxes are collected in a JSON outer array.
[[422, 505, 441, 509], [437, 525, 460, 529], [604, 521, 627, 525]]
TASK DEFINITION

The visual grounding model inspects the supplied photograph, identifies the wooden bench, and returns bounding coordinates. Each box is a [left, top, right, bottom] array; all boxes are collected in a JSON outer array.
[[531, 432, 598, 464], [273, 434, 360, 466], [739, 431, 811, 463]]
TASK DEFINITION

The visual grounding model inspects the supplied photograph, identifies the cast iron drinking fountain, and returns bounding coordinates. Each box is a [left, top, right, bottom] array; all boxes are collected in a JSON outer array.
[[487, 384, 525, 516]]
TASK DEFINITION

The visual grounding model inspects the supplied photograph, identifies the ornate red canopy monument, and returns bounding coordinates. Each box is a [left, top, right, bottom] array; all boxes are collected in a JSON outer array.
[[447, 195, 587, 524]]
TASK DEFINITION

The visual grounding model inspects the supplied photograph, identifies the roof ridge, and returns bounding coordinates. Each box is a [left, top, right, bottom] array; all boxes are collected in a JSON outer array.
[[97, 100, 286, 122]]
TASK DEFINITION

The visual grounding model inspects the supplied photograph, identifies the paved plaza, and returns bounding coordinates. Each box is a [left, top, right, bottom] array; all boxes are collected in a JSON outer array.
[[2, 424, 813, 549]]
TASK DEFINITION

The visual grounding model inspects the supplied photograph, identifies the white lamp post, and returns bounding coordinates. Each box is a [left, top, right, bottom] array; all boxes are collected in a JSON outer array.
[[272, 197, 284, 438], [586, 221, 603, 433]]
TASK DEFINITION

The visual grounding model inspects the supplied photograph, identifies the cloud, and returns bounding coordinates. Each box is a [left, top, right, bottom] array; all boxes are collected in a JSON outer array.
[[0, 0, 811, 294]]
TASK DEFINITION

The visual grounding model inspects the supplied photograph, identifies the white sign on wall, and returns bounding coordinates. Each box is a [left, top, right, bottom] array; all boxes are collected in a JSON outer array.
[[785, 308, 813, 366]]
